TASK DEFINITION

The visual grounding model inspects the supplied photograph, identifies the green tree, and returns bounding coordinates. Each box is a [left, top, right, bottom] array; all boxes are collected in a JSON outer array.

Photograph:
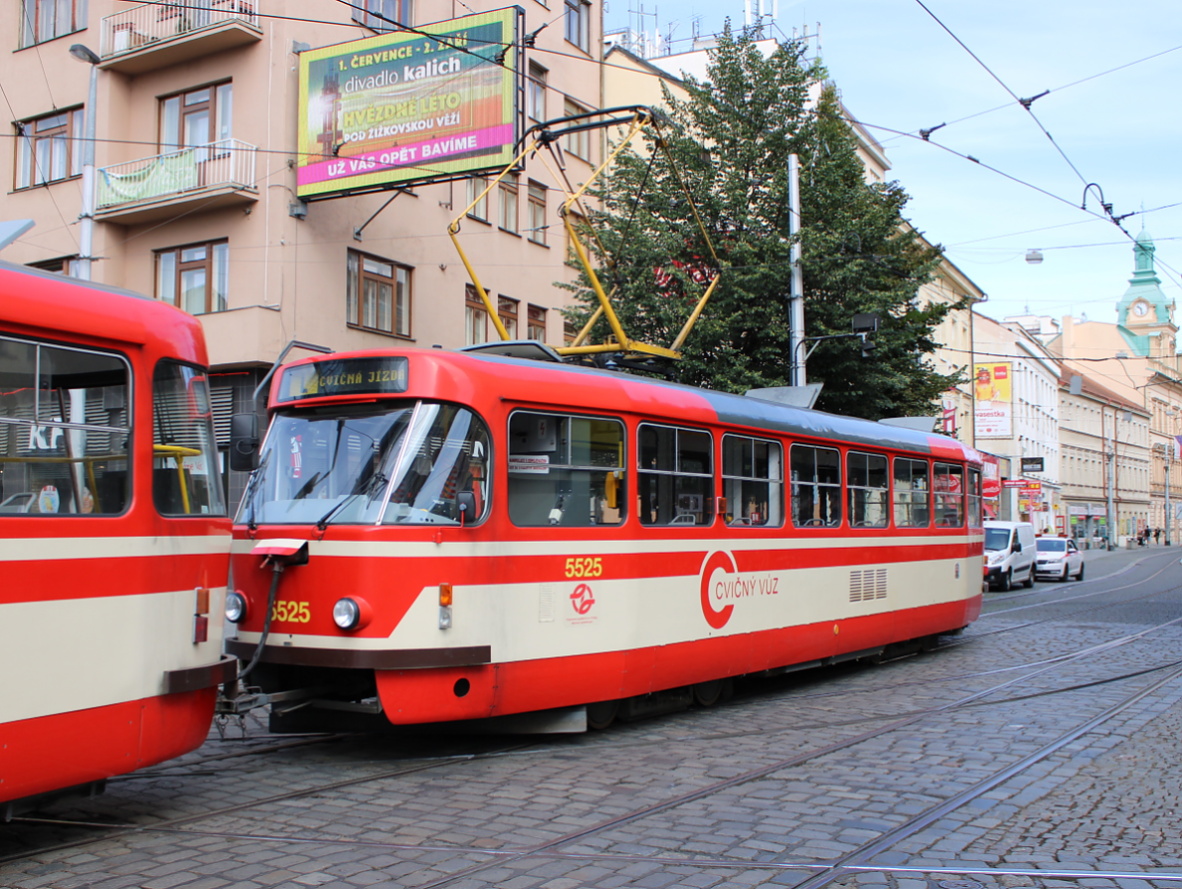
[[568, 26, 963, 419]]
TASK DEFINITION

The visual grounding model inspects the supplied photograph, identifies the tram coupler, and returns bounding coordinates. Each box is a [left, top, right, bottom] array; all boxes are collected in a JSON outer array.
[[216, 682, 327, 716]]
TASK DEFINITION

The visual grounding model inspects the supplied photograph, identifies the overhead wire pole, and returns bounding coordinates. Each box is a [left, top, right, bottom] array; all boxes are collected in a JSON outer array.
[[788, 153, 805, 386]]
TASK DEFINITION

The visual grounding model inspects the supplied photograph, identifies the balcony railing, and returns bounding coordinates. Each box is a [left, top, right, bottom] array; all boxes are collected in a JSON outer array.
[[100, 1, 260, 70], [96, 139, 258, 218]]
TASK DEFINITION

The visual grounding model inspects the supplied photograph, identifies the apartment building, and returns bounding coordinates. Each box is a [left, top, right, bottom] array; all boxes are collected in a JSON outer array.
[[1056, 366, 1150, 544], [1048, 226, 1182, 540], [973, 312, 1062, 529], [5, 0, 604, 499]]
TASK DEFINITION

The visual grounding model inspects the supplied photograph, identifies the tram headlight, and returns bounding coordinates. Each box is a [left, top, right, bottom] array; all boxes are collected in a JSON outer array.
[[332, 596, 371, 631], [225, 591, 247, 623]]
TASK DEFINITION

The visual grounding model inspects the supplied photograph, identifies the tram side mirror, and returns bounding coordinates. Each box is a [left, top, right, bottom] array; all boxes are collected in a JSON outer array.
[[456, 492, 477, 525], [229, 413, 260, 472]]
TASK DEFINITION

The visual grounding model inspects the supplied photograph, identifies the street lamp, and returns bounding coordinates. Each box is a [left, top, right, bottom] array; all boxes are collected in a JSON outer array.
[[69, 43, 100, 281]]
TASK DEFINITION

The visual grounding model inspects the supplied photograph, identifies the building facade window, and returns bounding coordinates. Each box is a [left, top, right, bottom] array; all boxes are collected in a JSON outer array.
[[565, 209, 586, 263], [498, 296, 519, 339], [563, 99, 590, 160], [527, 63, 547, 124], [527, 181, 548, 245], [465, 285, 489, 346], [15, 109, 84, 189], [161, 83, 232, 158], [465, 176, 490, 222], [353, 0, 413, 31], [527, 304, 547, 341], [21, 0, 86, 48], [564, 0, 591, 52], [498, 175, 519, 233], [156, 241, 229, 315], [28, 256, 81, 276], [347, 250, 411, 336]]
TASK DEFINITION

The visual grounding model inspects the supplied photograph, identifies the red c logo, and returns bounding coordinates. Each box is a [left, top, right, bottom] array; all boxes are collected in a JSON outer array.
[[700, 551, 736, 629], [570, 583, 595, 615]]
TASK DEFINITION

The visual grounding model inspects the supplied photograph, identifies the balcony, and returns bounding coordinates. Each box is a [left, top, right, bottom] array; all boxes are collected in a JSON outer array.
[[95, 139, 258, 225], [99, 1, 261, 74]]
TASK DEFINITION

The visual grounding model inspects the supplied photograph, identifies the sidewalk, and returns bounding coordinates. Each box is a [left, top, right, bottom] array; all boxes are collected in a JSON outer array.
[[1079, 538, 1177, 581]]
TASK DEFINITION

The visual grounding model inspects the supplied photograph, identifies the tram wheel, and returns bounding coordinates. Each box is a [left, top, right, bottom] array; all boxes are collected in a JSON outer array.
[[586, 699, 619, 730], [692, 678, 731, 707]]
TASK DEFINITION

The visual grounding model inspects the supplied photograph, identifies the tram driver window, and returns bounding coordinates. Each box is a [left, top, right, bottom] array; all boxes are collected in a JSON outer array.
[[508, 411, 625, 527], [893, 457, 930, 528], [723, 434, 782, 526], [0, 336, 131, 516], [638, 423, 713, 526], [933, 462, 965, 527], [790, 444, 841, 527], [383, 405, 492, 525], [847, 451, 888, 528]]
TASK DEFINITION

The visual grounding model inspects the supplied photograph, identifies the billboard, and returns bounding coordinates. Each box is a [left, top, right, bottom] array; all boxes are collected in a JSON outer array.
[[297, 8, 521, 199], [974, 362, 1013, 438]]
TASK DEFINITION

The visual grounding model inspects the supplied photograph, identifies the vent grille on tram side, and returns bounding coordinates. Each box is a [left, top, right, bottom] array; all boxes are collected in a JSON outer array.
[[849, 568, 888, 602]]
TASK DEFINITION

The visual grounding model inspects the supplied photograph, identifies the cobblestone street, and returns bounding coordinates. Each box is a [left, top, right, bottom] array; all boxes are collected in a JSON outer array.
[[3, 545, 1181, 889]]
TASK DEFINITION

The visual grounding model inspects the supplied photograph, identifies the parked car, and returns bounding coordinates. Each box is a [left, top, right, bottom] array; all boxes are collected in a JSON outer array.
[[0, 492, 33, 513], [983, 520, 1036, 590], [1034, 536, 1085, 582]]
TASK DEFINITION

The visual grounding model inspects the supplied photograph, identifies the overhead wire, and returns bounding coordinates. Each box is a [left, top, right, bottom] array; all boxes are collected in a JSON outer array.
[[12, 2, 1178, 311]]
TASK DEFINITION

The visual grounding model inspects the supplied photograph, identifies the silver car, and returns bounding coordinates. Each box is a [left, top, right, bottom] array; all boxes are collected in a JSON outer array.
[[1034, 537, 1085, 582]]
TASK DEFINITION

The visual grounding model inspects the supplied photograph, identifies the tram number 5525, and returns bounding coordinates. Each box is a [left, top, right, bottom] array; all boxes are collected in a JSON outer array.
[[565, 557, 603, 579], [272, 600, 311, 623]]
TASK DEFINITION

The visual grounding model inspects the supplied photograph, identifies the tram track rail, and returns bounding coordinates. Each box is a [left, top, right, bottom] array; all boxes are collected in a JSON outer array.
[[8, 605, 1182, 887], [6, 552, 1181, 886]]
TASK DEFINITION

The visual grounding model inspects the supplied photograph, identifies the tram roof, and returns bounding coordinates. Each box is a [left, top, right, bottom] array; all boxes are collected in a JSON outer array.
[[278, 346, 979, 464], [0, 260, 209, 364]]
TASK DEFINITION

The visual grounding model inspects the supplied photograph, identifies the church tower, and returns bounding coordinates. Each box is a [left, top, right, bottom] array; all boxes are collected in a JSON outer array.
[[1117, 224, 1177, 358]]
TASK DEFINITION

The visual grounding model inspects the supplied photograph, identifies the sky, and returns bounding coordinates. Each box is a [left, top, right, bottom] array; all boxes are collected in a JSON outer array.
[[603, 0, 1182, 324]]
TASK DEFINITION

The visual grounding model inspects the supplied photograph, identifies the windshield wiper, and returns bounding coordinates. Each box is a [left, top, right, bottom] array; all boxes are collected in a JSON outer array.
[[242, 446, 273, 532]]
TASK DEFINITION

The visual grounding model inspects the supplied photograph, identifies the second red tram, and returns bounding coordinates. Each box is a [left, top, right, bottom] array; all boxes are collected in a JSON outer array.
[[225, 346, 983, 730], [0, 264, 233, 815]]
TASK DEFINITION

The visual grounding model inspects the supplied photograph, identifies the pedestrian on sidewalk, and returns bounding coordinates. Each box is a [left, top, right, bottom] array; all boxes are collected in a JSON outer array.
[[1155, 527, 1162, 544]]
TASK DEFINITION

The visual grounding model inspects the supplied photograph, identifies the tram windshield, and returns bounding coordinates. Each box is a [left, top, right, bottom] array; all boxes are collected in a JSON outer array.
[[237, 401, 491, 526]]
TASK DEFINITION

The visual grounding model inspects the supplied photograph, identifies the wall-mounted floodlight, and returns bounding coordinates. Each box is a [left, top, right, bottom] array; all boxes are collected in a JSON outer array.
[[851, 313, 879, 333]]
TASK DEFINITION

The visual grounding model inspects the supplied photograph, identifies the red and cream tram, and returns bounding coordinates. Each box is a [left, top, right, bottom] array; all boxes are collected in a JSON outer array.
[[0, 263, 233, 815], [225, 345, 983, 731]]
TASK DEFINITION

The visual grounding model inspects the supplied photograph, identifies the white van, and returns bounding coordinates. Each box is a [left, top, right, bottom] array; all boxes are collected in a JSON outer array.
[[983, 520, 1036, 591]]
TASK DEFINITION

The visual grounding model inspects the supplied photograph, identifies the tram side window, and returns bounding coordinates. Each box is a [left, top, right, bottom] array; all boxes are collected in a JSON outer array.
[[847, 451, 888, 528], [893, 458, 930, 528], [790, 444, 841, 527], [638, 423, 713, 526], [967, 467, 983, 527], [0, 336, 130, 515], [152, 362, 226, 516], [934, 462, 965, 527], [508, 411, 625, 527], [722, 434, 782, 527]]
